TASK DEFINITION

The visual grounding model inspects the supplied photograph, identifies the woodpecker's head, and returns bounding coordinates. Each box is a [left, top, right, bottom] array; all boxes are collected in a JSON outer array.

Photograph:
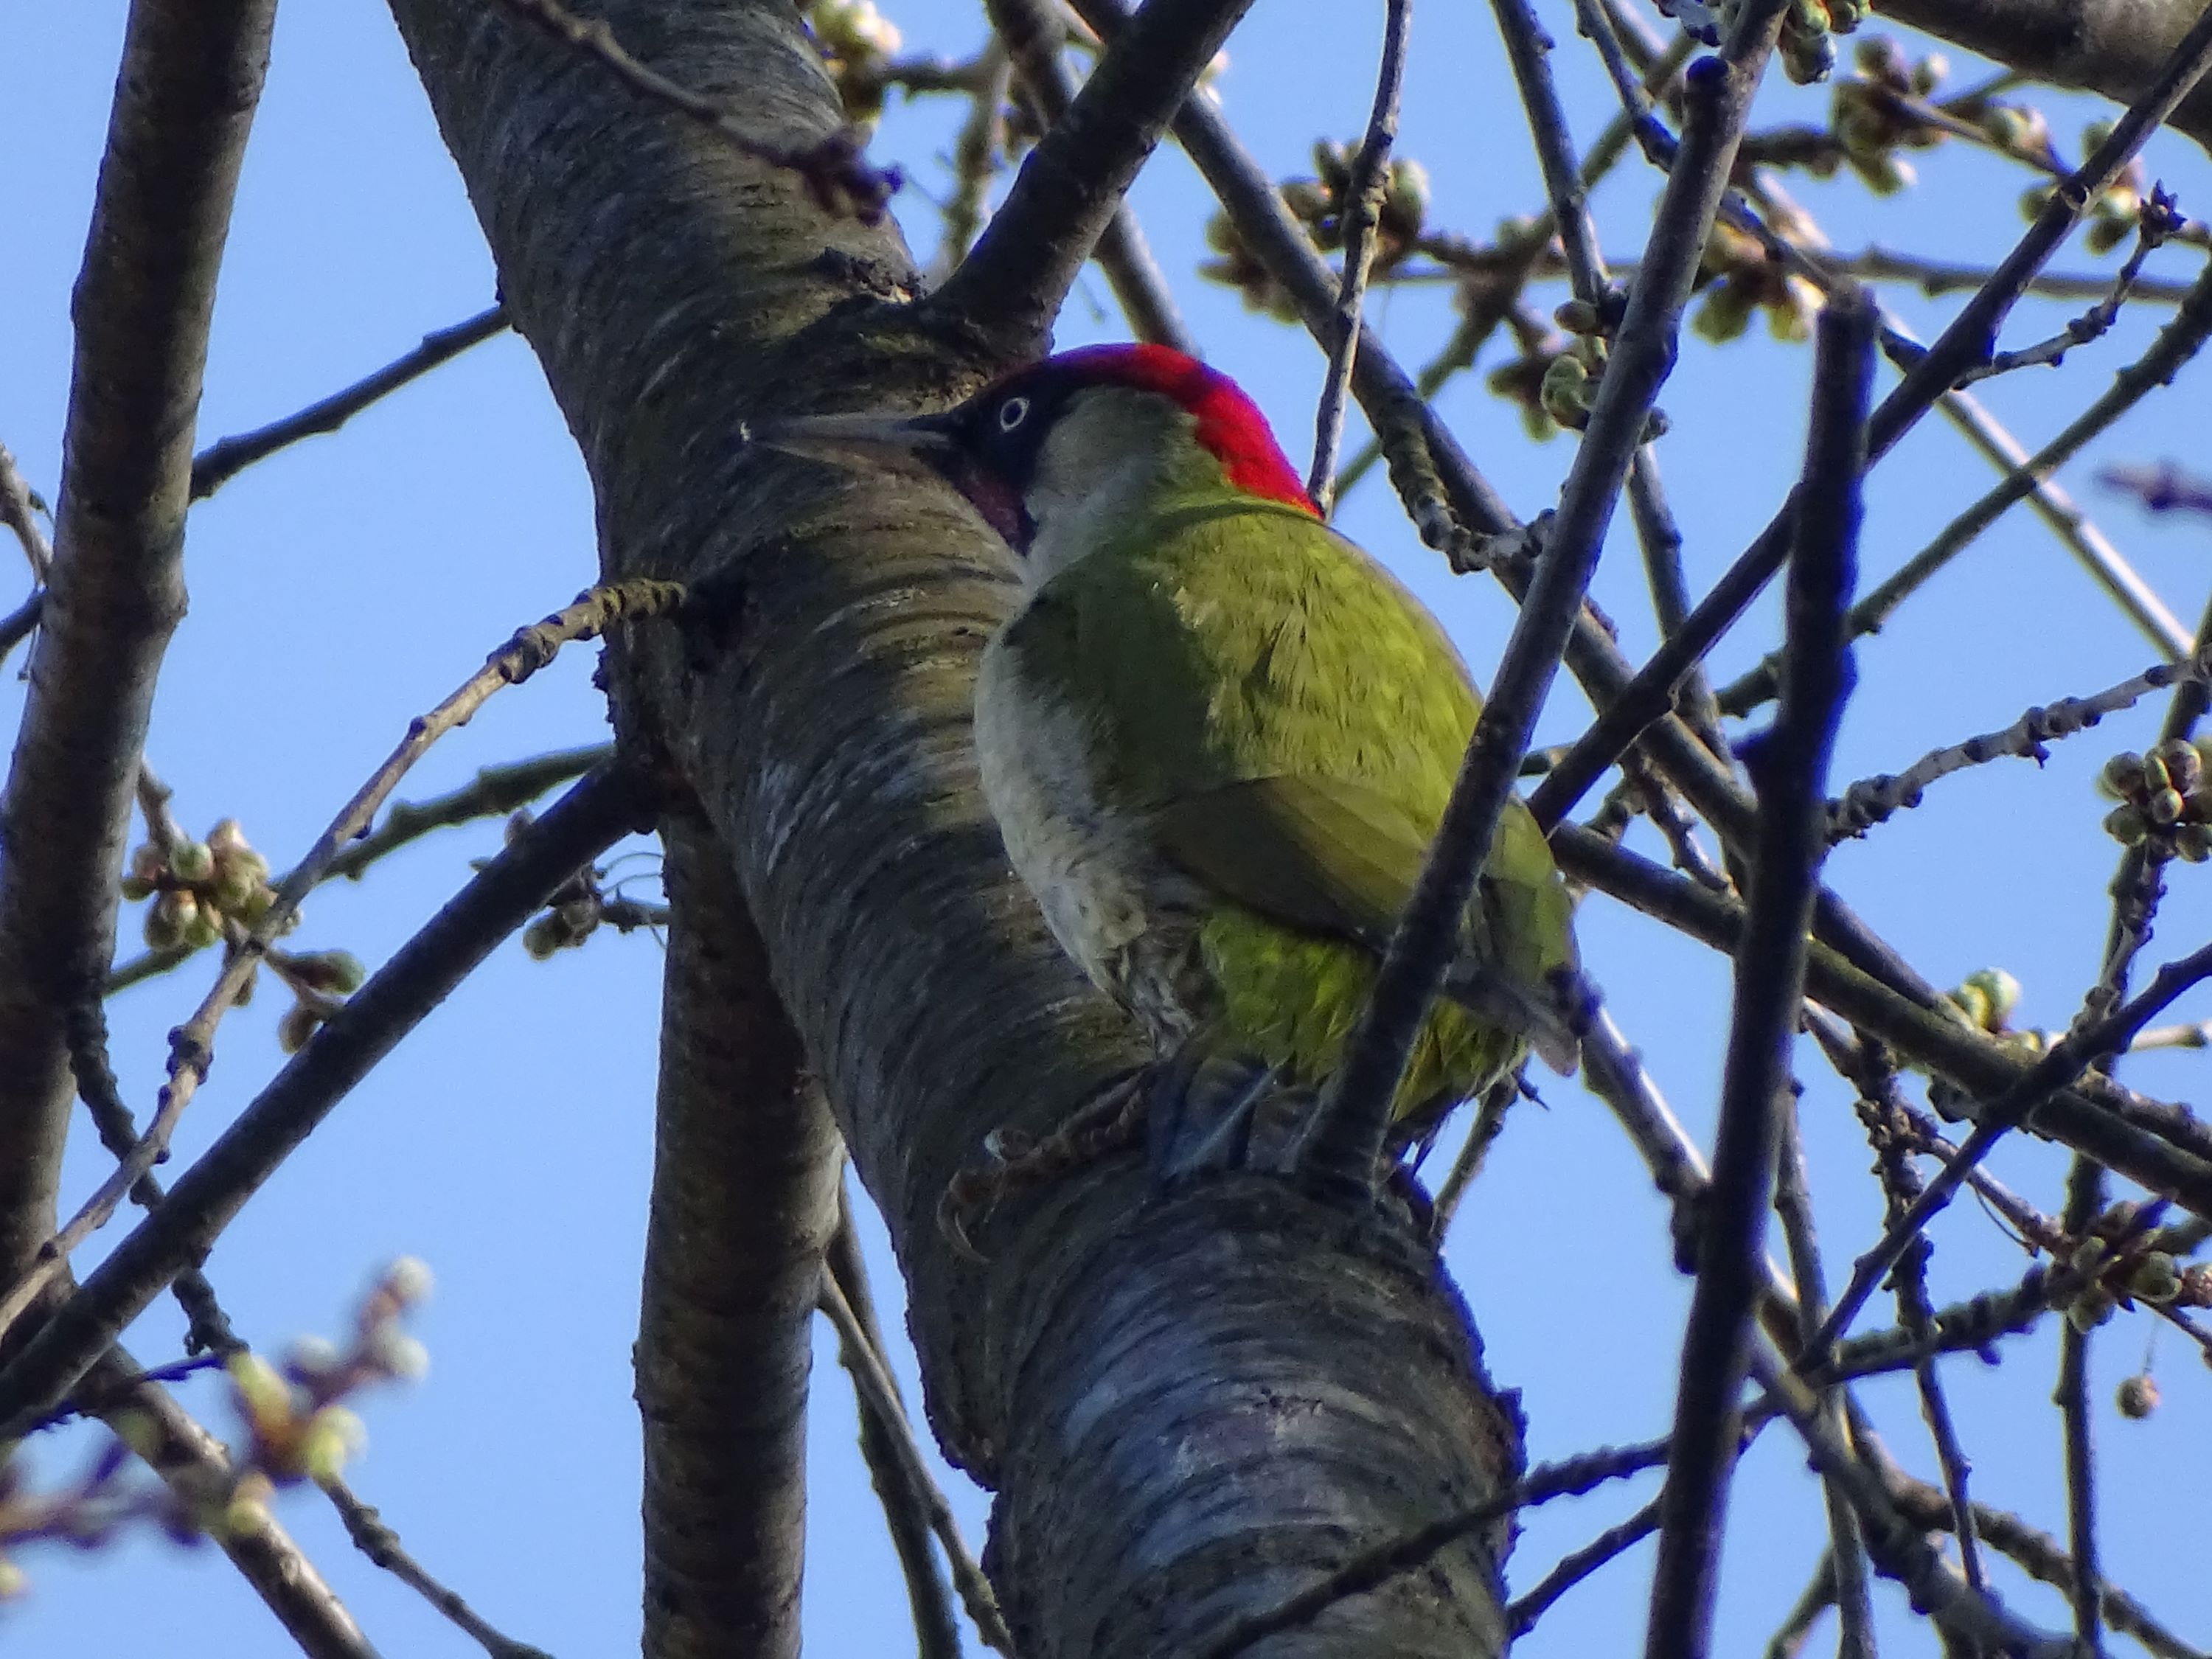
[[750, 344, 1317, 585]]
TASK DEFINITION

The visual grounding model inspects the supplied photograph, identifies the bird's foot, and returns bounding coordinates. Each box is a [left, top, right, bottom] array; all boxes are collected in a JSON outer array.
[[936, 1068, 1149, 1262]]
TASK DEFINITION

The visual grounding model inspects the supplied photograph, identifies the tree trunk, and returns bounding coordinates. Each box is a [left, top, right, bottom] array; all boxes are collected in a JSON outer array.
[[1877, 0, 2212, 153], [383, 1, 1523, 1653]]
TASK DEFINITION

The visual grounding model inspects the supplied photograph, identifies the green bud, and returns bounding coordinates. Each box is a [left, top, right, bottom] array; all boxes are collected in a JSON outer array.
[[1961, 969, 2020, 1027], [145, 889, 196, 952], [1554, 298, 1601, 335], [1910, 53, 1947, 95], [2154, 739, 2202, 795], [130, 843, 167, 885], [2103, 803, 2149, 846], [181, 903, 223, 952], [523, 917, 566, 960], [277, 1004, 324, 1054], [207, 817, 251, 857], [299, 1407, 366, 1484], [2148, 787, 2187, 827], [226, 1352, 294, 1426], [285, 949, 366, 995], [2098, 752, 2146, 800], [2142, 751, 2173, 793], [119, 874, 156, 902], [2176, 823, 2212, 864], [2065, 1287, 2117, 1333], [170, 840, 215, 884], [2116, 1374, 2160, 1419], [2129, 1252, 2183, 1304]]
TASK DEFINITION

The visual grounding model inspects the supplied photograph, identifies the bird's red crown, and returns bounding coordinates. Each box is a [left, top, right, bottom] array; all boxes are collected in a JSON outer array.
[[1040, 344, 1319, 516]]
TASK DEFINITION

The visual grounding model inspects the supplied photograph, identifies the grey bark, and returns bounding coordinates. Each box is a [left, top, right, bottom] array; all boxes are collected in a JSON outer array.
[[0, 0, 275, 1316], [381, 1, 1524, 1654], [639, 821, 838, 1659]]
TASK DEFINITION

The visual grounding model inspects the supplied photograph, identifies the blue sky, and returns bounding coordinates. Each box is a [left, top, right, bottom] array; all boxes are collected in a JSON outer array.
[[3, 1, 2209, 1655]]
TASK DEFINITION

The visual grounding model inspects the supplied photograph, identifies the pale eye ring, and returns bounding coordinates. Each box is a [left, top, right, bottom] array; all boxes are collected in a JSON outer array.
[[997, 396, 1031, 432]]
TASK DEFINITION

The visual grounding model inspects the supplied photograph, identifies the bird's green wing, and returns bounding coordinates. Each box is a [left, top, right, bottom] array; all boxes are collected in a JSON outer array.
[[1150, 774, 1427, 947]]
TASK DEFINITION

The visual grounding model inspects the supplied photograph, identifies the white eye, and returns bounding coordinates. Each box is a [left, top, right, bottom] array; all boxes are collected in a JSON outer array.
[[997, 396, 1031, 433]]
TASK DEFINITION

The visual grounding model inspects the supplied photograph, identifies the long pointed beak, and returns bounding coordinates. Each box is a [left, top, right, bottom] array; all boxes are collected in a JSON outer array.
[[740, 408, 959, 468]]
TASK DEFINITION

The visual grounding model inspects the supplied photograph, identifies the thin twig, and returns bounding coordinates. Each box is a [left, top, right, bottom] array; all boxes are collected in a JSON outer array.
[[824, 1182, 961, 1659], [0, 765, 642, 1434], [1527, 31, 2212, 824], [1549, 829, 2212, 1216], [1810, 939, 2212, 1357], [1194, 1436, 1672, 1659], [1772, 1097, 1874, 1659], [931, 0, 1256, 352], [816, 1270, 1013, 1654], [1646, 288, 1868, 1659], [1826, 650, 2207, 841], [0, 587, 674, 1341], [1506, 1494, 1664, 1635], [322, 1477, 554, 1659], [983, 0, 1193, 350], [2057, 1158, 2107, 1655], [191, 307, 508, 499], [1307, 0, 1410, 512], [485, 0, 898, 220], [1312, 26, 1784, 1189], [1764, 1554, 1837, 1659], [1746, 1346, 2077, 1659]]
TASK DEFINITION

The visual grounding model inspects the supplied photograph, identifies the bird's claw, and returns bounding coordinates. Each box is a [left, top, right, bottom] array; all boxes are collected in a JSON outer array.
[[935, 1071, 1148, 1262]]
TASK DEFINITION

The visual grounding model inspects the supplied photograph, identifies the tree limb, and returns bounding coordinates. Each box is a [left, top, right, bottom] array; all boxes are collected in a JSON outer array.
[[0, 0, 276, 1321]]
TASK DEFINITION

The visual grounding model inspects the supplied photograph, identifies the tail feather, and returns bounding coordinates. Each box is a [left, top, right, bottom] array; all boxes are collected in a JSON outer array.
[[1441, 961, 1582, 1076]]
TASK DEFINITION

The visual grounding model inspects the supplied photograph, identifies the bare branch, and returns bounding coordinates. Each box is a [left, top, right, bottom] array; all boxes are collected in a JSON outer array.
[[931, 0, 1258, 354], [1810, 939, 2212, 1354], [322, 1478, 552, 1659], [1194, 1437, 1672, 1659], [1313, 19, 1787, 1190], [983, 0, 1194, 351], [1526, 23, 2212, 826], [1308, 0, 1411, 512], [1646, 289, 1869, 1659], [191, 306, 509, 501], [0, 0, 276, 1305], [1551, 828, 2212, 1214], [817, 1269, 1012, 1653], [0, 765, 642, 1433]]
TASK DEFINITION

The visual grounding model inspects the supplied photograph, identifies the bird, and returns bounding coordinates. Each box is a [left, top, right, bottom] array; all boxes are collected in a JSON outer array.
[[751, 343, 1579, 1166]]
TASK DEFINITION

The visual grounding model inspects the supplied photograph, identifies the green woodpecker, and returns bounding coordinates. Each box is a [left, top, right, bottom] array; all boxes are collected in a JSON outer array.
[[759, 344, 1578, 1136]]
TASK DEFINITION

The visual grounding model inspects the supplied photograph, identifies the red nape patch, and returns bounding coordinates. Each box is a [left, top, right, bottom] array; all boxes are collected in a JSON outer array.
[[1052, 344, 1321, 516]]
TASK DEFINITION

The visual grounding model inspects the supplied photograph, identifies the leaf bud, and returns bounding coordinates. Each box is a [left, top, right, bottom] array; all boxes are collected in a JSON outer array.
[[2115, 1374, 2160, 1419], [2098, 752, 2145, 800], [2101, 804, 2148, 846], [277, 1004, 325, 1054], [206, 818, 252, 858], [145, 889, 196, 951], [384, 1256, 435, 1305], [2153, 738, 2202, 796], [2129, 1251, 2182, 1304], [170, 840, 216, 884], [181, 903, 223, 952], [285, 949, 366, 995], [298, 1407, 366, 1484], [2065, 1287, 2117, 1333], [119, 874, 156, 902], [2148, 786, 2187, 827], [131, 843, 167, 885]]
